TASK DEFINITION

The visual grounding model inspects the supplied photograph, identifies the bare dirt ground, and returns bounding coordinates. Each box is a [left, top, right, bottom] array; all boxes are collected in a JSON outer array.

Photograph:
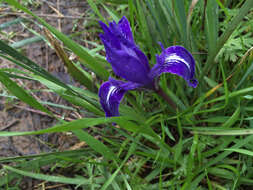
[[0, 1, 95, 188]]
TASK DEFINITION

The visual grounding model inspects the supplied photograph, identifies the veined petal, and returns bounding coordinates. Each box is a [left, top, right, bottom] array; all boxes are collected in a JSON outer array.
[[118, 16, 134, 44], [99, 17, 152, 85], [150, 46, 198, 88], [108, 16, 134, 46], [108, 47, 152, 85], [99, 22, 120, 49], [99, 78, 141, 117]]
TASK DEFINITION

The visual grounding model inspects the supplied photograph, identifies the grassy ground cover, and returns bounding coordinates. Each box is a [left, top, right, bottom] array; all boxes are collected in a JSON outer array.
[[0, 0, 253, 189]]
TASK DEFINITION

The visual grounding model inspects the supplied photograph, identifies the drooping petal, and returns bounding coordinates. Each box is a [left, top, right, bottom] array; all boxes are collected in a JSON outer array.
[[99, 17, 152, 85], [99, 78, 141, 117], [150, 46, 198, 88]]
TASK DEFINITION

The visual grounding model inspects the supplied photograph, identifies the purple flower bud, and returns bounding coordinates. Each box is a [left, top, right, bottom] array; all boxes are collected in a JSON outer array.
[[99, 16, 152, 86], [98, 17, 198, 117]]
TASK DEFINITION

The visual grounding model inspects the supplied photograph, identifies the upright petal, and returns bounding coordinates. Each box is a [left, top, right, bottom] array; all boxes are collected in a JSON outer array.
[[150, 46, 198, 88], [99, 21, 120, 49], [108, 46, 152, 85], [118, 16, 134, 44], [99, 17, 152, 85], [99, 78, 141, 117]]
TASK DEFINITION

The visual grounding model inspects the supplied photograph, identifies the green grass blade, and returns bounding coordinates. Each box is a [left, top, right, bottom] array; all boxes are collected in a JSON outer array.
[[61, 93, 103, 116], [136, 0, 153, 51], [4, 0, 109, 80], [236, 61, 253, 89], [172, 0, 189, 48], [29, 75, 102, 115], [0, 40, 76, 95], [145, 0, 168, 46], [191, 135, 253, 186], [128, 0, 135, 35], [205, 86, 253, 105], [87, 0, 107, 23], [3, 165, 91, 185], [0, 71, 53, 116], [100, 142, 135, 190], [73, 129, 117, 161], [158, 0, 180, 43], [0, 17, 24, 29], [205, 0, 218, 54], [102, 0, 128, 4], [102, 4, 120, 23], [11, 36, 43, 48], [0, 42, 99, 109], [192, 129, 253, 136], [185, 134, 198, 187], [201, 0, 253, 78], [44, 29, 94, 90], [221, 106, 240, 128], [0, 117, 122, 137], [225, 148, 253, 157]]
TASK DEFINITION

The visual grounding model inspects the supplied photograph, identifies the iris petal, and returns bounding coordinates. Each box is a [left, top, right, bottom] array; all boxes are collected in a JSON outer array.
[[99, 22, 120, 49], [118, 16, 134, 44], [108, 47, 152, 85], [99, 78, 141, 117], [99, 17, 152, 86], [150, 46, 198, 88]]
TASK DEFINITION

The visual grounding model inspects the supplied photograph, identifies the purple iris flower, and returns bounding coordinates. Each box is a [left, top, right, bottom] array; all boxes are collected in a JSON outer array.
[[98, 16, 198, 117]]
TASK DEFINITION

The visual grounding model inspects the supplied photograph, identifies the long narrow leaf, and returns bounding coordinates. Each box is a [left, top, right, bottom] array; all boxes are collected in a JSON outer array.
[[201, 0, 253, 78], [73, 129, 117, 161], [0, 40, 76, 95], [4, 0, 109, 80], [205, 0, 218, 54], [3, 165, 92, 185], [44, 29, 94, 90], [0, 71, 53, 116]]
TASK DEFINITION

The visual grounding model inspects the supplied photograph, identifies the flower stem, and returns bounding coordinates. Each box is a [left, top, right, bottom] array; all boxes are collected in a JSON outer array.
[[155, 87, 176, 109]]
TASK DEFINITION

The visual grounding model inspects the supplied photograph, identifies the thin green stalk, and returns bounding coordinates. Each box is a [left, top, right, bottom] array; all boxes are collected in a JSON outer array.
[[155, 87, 177, 109], [200, 0, 253, 80]]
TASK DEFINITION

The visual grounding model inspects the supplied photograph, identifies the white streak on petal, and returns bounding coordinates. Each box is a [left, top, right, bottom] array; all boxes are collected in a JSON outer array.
[[165, 53, 191, 70], [106, 86, 117, 106]]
